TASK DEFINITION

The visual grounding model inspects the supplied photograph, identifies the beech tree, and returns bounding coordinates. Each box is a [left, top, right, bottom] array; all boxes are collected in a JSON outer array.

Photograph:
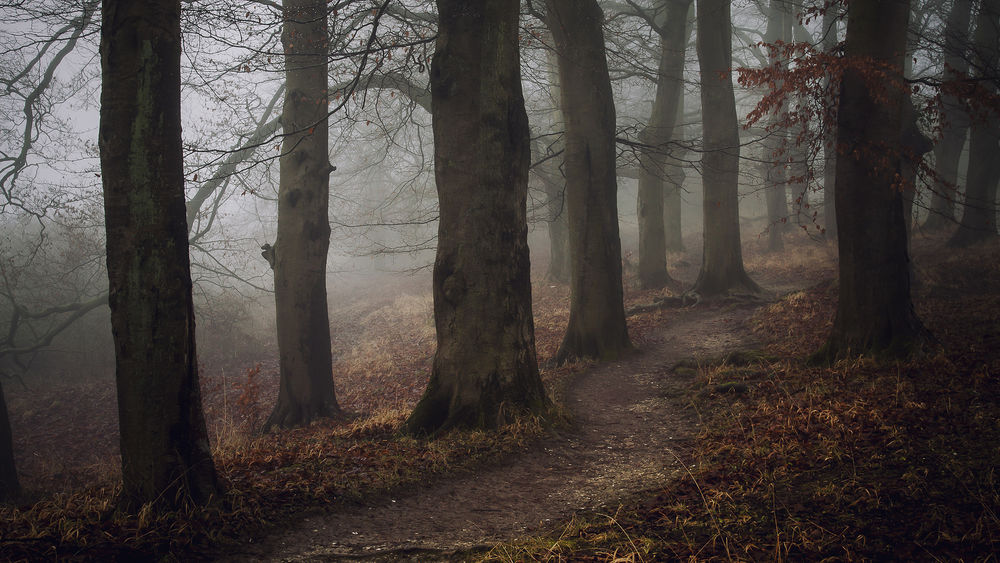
[[100, 0, 219, 509], [948, 0, 1000, 247], [537, 35, 571, 284], [405, 0, 548, 434], [761, 0, 791, 252], [924, 0, 972, 231], [691, 0, 761, 298], [546, 0, 632, 364], [820, 4, 840, 239], [0, 380, 17, 502], [265, 0, 341, 430], [635, 0, 690, 289], [815, 0, 927, 360]]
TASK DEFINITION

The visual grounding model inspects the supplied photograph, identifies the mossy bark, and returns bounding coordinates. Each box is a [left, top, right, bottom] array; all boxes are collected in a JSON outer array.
[[99, 0, 219, 510], [266, 0, 340, 430], [692, 0, 761, 298], [814, 0, 927, 362], [546, 0, 632, 364], [405, 0, 547, 435]]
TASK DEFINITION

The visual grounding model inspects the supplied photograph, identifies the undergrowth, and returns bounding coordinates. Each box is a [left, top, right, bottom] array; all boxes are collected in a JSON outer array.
[[0, 278, 623, 561], [5, 237, 995, 561], [480, 238, 1000, 561]]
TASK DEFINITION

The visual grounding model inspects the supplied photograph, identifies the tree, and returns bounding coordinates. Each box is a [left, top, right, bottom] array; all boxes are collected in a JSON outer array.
[[405, 0, 548, 435], [0, 379, 18, 503], [636, 0, 690, 289], [546, 0, 632, 364], [100, 0, 219, 509], [691, 0, 761, 298], [538, 36, 571, 284], [265, 0, 341, 430], [664, 88, 689, 253], [761, 0, 792, 252], [948, 0, 1000, 247], [815, 0, 927, 361], [820, 4, 841, 239], [924, 0, 972, 231]]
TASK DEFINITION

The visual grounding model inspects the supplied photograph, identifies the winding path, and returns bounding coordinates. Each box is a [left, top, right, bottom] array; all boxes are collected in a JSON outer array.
[[226, 303, 761, 562]]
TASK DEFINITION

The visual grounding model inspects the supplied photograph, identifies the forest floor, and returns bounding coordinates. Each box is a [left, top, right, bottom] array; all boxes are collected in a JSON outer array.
[[224, 290, 764, 561], [2, 231, 998, 561]]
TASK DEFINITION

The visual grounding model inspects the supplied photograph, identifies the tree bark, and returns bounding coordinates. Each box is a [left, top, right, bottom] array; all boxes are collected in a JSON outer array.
[[540, 160, 571, 284], [821, 5, 839, 239], [762, 0, 791, 252], [265, 0, 340, 430], [948, 114, 1000, 246], [405, 0, 547, 435], [692, 0, 761, 297], [0, 380, 19, 503], [925, 0, 972, 231], [547, 0, 632, 364], [636, 0, 690, 289], [664, 4, 696, 253], [99, 0, 219, 510], [541, 40, 571, 284], [900, 94, 933, 237], [948, 0, 1000, 247], [815, 0, 926, 361], [664, 101, 687, 252]]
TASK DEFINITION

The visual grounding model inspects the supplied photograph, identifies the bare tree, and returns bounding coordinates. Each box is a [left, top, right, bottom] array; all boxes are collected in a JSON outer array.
[[948, 0, 1000, 247], [100, 0, 219, 509], [691, 0, 761, 298], [815, 0, 928, 361], [405, 0, 548, 435], [264, 0, 342, 430], [547, 0, 632, 364]]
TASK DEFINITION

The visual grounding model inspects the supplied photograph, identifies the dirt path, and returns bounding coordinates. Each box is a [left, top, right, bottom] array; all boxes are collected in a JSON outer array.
[[226, 302, 763, 562]]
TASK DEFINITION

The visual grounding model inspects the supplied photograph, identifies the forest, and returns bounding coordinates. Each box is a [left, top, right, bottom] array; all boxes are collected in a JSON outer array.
[[0, 0, 998, 560]]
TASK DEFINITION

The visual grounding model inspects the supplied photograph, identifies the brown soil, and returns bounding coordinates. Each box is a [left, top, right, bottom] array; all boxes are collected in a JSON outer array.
[[224, 301, 765, 562]]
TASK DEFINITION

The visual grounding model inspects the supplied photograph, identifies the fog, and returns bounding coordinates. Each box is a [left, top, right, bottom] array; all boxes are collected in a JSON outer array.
[[0, 0, 991, 492]]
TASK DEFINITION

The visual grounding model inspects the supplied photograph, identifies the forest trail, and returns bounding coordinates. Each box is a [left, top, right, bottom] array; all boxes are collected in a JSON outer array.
[[227, 301, 765, 562]]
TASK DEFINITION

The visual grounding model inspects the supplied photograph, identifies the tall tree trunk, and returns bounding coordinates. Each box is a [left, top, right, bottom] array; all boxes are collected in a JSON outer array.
[[925, 0, 972, 231], [900, 94, 933, 238], [821, 5, 840, 239], [949, 0, 1000, 247], [405, 0, 547, 435], [547, 0, 632, 364], [100, 0, 219, 510], [763, 0, 791, 252], [541, 163, 571, 283], [664, 89, 688, 254], [948, 116, 1000, 246], [266, 0, 340, 430], [789, 0, 814, 231], [542, 40, 571, 284], [815, 0, 926, 361], [0, 380, 19, 503], [637, 0, 690, 289], [664, 3, 696, 253], [692, 0, 761, 297]]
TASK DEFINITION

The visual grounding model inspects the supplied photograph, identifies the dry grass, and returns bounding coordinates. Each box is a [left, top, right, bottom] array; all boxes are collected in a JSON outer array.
[[480, 237, 1000, 562], [0, 274, 575, 561]]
